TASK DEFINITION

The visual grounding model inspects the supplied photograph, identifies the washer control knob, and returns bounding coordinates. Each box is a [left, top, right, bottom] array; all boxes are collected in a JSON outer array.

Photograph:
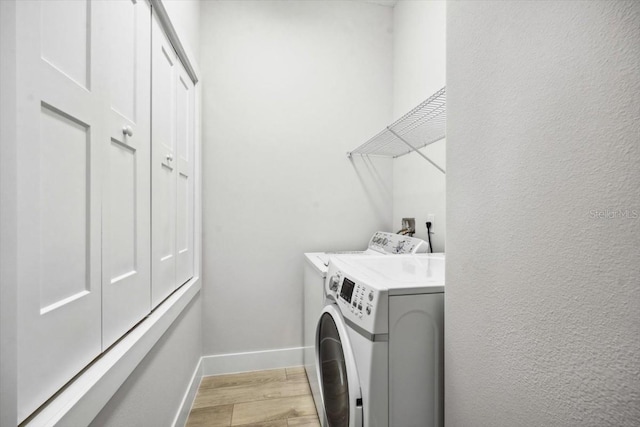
[[366, 306, 372, 315], [368, 291, 374, 301], [329, 275, 340, 292]]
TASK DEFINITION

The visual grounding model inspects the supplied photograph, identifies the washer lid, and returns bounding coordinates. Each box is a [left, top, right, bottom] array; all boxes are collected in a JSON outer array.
[[304, 252, 330, 276], [334, 254, 445, 295]]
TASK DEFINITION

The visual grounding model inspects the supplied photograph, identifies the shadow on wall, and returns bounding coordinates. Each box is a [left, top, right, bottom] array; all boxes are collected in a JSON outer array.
[[349, 155, 393, 222]]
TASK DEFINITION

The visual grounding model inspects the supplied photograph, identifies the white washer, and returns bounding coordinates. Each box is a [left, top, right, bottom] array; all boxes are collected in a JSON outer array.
[[303, 232, 430, 424], [316, 254, 445, 427]]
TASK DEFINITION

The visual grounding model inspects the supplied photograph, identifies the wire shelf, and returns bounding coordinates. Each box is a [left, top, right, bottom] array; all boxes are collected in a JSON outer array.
[[348, 87, 446, 163]]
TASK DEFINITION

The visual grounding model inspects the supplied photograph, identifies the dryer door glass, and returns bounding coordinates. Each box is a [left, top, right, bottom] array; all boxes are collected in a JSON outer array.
[[318, 312, 349, 427]]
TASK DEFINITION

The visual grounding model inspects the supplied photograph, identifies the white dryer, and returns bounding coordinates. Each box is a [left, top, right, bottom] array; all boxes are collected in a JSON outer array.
[[303, 232, 430, 424], [316, 254, 445, 427]]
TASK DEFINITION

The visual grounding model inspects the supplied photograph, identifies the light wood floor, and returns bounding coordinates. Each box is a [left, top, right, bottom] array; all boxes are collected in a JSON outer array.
[[185, 367, 320, 427]]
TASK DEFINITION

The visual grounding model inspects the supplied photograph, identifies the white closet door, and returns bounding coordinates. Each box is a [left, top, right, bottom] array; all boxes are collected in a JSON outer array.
[[101, 0, 151, 349], [151, 14, 178, 308], [16, 0, 104, 421], [176, 64, 195, 286]]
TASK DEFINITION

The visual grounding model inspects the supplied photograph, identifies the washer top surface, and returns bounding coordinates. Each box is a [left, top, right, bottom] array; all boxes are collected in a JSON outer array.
[[304, 231, 431, 275], [315, 249, 376, 267], [331, 253, 445, 295], [304, 252, 331, 276]]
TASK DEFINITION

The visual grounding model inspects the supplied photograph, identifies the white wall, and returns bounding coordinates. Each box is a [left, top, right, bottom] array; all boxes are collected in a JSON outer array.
[[200, 0, 394, 357], [90, 295, 202, 427], [447, 1, 640, 426], [392, 0, 446, 251], [0, 1, 18, 425], [162, 0, 201, 63]]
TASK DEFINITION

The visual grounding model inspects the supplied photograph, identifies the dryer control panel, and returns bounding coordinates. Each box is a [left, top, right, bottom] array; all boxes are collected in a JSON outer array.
[[325, 267, 388, 335], [341, 278, 374, 317], [368, 231, 429, 255]]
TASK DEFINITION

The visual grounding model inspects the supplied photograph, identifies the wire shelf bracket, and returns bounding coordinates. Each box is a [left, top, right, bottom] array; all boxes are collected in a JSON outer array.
[[347, 86, 446, 174]]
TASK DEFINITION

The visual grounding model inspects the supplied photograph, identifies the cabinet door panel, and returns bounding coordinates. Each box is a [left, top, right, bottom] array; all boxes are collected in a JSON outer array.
[[101, 0, 151, 349], [16, 1, 103, 422], [107, 0, 137, 121], [40, 0, 90, 89], [38, 105, 90, 311], [151, 15, 177, 307], [176, 67, 195, 286]]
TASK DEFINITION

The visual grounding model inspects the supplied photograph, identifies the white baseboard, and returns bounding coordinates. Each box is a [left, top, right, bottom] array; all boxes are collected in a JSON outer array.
[[201, 347, 304, 377], [172, 357, 203, 427], [172, 347, 303, 425]]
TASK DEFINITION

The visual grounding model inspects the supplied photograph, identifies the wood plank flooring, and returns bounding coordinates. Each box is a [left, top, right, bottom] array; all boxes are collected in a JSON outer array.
[[186, 367, 320, 427]]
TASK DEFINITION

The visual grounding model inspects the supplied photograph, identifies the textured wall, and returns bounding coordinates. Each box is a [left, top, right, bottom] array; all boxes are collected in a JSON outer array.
[[392, 0, 446, 251], [199, 0, 393, 356], [446, 1, 640, 426]]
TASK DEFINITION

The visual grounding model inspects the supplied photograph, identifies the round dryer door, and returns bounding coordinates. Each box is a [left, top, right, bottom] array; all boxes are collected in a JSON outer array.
[[316, 304, 363, 427]]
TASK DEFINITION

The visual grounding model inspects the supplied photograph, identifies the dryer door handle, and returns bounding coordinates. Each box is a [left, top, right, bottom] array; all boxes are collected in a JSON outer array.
[[354, 400, 363, 427]]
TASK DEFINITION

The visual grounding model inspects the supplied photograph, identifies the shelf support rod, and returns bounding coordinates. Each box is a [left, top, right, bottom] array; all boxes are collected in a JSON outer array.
[[387, 127, 446, 174]]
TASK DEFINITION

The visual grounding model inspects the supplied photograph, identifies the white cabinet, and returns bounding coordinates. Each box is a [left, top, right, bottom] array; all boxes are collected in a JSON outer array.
[[16, 0, 105, 420], [14, 0, 197, 422], [152, 15, 195, 308], [176, 63, 196, 289], [151, 17, 178, 307], [102, 0, 152, 350]]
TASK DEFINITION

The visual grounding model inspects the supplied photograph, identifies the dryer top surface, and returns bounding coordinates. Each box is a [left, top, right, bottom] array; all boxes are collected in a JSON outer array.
[[331, 254, 445, 295]]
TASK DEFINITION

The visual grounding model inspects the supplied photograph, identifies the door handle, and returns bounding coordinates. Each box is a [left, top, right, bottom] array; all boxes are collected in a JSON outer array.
[[122, 125, 133, 137]]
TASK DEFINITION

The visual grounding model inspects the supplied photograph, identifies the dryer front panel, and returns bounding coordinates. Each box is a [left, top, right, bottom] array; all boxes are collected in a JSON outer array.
[[316, 304, 363, 427]]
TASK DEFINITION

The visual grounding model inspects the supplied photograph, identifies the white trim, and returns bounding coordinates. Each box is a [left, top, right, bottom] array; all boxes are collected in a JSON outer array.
[[172, 357, 203, 427], [0, 1, 18, 425], [171, 346, 305, 426], [193, 61, 202, 299], [151, 0, 199, 83], [24, 278, 201, 427], [201, 347, 304, 377], [171, 347, 305, 426]]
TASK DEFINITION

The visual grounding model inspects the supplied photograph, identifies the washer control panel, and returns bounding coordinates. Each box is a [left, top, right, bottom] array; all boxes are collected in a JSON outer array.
[[368, 231, 429, 255]]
